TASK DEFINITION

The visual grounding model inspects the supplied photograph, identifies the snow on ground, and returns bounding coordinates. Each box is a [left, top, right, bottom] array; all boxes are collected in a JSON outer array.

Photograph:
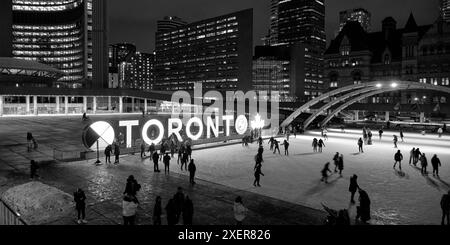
[[169, 128, 450, 225]]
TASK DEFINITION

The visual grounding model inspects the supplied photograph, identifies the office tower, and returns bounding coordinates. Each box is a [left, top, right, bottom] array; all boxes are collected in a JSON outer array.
[[155, 9, 253, 92], [157, 16, 188, 33], [441, 0, 450, 22]]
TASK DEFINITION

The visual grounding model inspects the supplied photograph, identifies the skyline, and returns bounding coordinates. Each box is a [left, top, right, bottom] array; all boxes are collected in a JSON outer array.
[[109, 0, 441, 53]]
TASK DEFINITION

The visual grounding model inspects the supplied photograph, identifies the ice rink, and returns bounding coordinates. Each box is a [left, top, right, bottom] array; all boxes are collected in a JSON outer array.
[[170, 128, 450, 225]]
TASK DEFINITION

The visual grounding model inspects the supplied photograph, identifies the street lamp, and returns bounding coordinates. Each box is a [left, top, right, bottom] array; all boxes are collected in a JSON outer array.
[[376, 83, 382, 88], [391, 82, 398, 88]]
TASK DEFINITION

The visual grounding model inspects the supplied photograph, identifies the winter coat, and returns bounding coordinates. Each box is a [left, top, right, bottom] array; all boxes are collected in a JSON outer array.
[[431, 156, 441, 168], [233, 202, 247, 222], [122, 197, 138, 217], [74, 190, 86, 209], [349, 177, 359, 192], [394, 153, 403, 161], [441, 194, 450, 211]]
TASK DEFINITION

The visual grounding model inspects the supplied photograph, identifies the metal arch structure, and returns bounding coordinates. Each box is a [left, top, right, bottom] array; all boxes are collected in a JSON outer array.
[[301, 86, 384, 129], [280, 81, 388, 128], [319, 83, 450, 127], [281, 81, 450, 129]]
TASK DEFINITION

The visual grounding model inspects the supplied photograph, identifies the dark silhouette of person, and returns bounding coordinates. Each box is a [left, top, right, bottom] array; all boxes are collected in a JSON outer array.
[[393, 135, 398, 148], [414, 148, 422, 165], [333, 152, 340, 173], [253, 163, 264, 187], [160, 143, 166, 161], [358, 138, 364, 153], [153, 196, 162, 225], [183, 196, 194, 225], [74, 188, 87, 224], [400, 129, 404, 142], [318, 139, 325, 153], [165, 198, 177, 225], [114, 143, 120, 164], [163, 153, 171, 174], [82, 112, 88, 121], [349, 175, 359, 204], [378, 129, 383, 140], [321, 162, 332, 183], [27, 132, 34, 152], [356, 189, 371, 223], [186, 145, 192, 161], [431, 154, 442, 177], [177, 144, 184, 165], [140, 141, 146, 158], [123, 175, 141, 199], [268, 137, 275, 150], [152, 151, 160, 172], [441, 191, 450, 225], [312, 138, 318, 152], [409, 147, 415, 165], [420, 153, 428, 175], [337, 154, 344, 176], [393, 150, 403, 170], [181, 152, 189, 171], [258, 137, 263, 147], [173, 187, 185, 224], [148, 143, 156, 157], [188, 159, 196, 185], [282, 140, 289, 155], [104, 145, 112, 164], [30, 160, 39, 179], [273, 140, 280, 154]]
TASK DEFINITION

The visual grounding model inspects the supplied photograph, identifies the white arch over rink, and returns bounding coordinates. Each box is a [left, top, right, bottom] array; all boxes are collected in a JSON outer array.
[[281, 81, 450, 129]]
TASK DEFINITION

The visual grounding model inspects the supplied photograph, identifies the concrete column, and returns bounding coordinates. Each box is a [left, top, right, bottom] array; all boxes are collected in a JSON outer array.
[[64, 96, 69, 115], [144, 99, 148, 114], [55, 96, 60, 114], [26, 96, 30, 114], [131, 98, 135, 112], [0, 95, 3, 116], [385, 111, 390, 122], [33, 96, 38, 115], [83, 96, 87, 113], [420, 112, 425, 123], [119, 97, 123, 113], [108, 96, 111, 111], [93, 97, 97, 114], [354, 110, 359, 121]]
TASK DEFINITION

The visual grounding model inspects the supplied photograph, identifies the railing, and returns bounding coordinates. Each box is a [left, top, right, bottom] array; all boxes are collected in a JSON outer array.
[[0, 198, 27, 225]]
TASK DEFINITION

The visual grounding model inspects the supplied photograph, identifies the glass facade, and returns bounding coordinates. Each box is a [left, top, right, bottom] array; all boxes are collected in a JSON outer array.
[[253, 59, 293, 102]]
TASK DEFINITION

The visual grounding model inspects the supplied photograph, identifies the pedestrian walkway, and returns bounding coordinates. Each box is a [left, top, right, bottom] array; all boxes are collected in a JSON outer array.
[[0, 156, 326, 225]]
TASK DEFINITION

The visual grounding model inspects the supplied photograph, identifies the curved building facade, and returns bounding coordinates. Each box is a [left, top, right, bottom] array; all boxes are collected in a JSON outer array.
[[11, 0, 86, 87]]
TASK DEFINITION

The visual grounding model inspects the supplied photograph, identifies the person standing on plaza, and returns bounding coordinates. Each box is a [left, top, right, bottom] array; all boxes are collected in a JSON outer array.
[[165, 198, 177, 225], [160, 143, 166, 161], [253, 162, 264, 187], [170, 142, 176, 158], [321, 162, 332, 183], [431, 154, 442, 177], [367, 129, 373, 145], [318, 139, 325, 153], [152, 150, 160, 172], [140, 140, 146, 158], [337, 154, 344, 176], [122, 194, 139, 225], [378, 128, 384, 140], [114, 143, 120, 164], [188, 159, 196, 185], [181, 151, 189, 171], [186, 144, 192, 161], [153, 196, 162, 225], [393, 135, 398, 148], [393, 150, 403, 170], [356, 189, 371, 223], [233, 196, 248, 225], [148, 143, 156, 157], [414, 148, 422, 166], [173, 187, 185, 224], [103, 144, 111, 164], [333, 152, 340, 173], [400, 129, 404, 142], [268, 137, 275, 151], [282, 139, 290, 156], [273, 140, 281, 154], [124, 175, 141, 199], [258, 137, 263, 147], [409, 148, 416, 165], [358, 138, 364, 153], [438, 127, 444, 138], [30, 160, 39, 180], [312, 138, 318, 152], [441, 191, 450, 225], [27, 132, 34, 152], [74, 188, 87, 224], [183, 196, 194, 225], [177, 144, 184, 165], [420, 153, 428, 175], [349, 175, 359, 204], [163, 153, 171, 174], [323, 128, 328, 141]]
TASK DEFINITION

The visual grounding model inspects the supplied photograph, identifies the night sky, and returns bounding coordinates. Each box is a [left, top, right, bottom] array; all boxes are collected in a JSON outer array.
[[108, 0, 440, 53]]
